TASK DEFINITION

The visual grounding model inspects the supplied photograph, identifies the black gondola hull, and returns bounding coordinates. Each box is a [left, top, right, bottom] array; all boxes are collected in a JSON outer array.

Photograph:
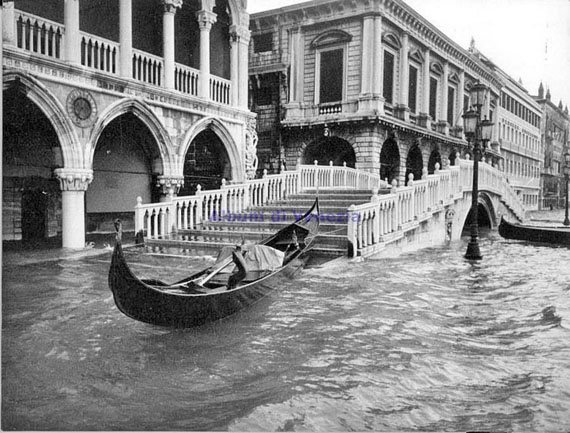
[[109, 243, 312, 327], [108, 199, 319, 327], [498, 217, 570, 245]]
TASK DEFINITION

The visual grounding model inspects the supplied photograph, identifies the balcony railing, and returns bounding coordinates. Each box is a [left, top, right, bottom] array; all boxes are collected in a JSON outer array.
[[80, 33, 118, 74], [16, 11, 63, 59], [9, 9, 233, 106]]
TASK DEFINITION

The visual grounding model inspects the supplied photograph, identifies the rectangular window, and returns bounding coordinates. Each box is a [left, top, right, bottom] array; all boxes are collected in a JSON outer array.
[[319, 49, 343, 103], [253, 33, 273, 53], [447, 86, 455, 125], [383, 51, 394, 104], [408, 65, 418, 113], [464, 95, 469, 113], [429, 77, 438, 120]]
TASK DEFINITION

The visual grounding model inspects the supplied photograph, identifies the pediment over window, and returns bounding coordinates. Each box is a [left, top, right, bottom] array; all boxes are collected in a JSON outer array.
[[408, 49, 424, 64], [449, 72, 460, 84], [311, 29, 353, 49], [430, 61, 444, 75], [382, 32, 401, 50]]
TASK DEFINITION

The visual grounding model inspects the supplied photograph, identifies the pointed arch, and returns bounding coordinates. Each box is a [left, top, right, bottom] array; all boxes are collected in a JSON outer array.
[[180, 117, 244, 182], [88, 98, 172, 171], [3, 70, 81, 168]]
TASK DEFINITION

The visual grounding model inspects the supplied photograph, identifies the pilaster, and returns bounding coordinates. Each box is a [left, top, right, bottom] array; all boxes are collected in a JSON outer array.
[[395, 32, 410, 121], [418, 47, 431, 129], [358, 13, 384, 115], [2, 1, 16, 46]]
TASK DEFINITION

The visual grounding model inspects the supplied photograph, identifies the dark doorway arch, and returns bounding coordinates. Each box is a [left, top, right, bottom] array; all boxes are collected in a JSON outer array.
[[3, 86, 62, 244], [428, 149, 442, 174], [180, 129, 232, 195], [302, 137, 356, 167], [88, 113, 160, 232], [405, 145, 423, 185], [380, 139, 400, 184]]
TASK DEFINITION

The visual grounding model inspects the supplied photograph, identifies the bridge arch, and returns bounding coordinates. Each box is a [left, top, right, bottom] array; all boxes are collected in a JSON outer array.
[[88, 98, 172, 169], [460, 191, 497, 233], [3, 70, 80, 168]]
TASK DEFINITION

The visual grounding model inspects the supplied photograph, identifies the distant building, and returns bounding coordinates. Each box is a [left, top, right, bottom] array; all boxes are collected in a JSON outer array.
[[248, 0, 505, 191], [532, 84, 570, 209], [469, 45, 543, 211]]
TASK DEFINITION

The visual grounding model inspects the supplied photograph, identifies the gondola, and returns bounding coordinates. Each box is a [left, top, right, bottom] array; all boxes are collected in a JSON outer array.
[[108, 199, 319, 327], [498, 216, 570, 245]]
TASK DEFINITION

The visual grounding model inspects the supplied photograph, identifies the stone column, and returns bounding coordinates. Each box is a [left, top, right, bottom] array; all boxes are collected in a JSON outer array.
[[359, 15, 375, 103], [230, 26, 240, 106], [2, 1, 16, 46], [396, 32, 410, 121], [197, 9, 217, 99], [119, 0, 132, 78], [418, 48, 431, 129], [55, 168, 93, 249], [237, 26, 251, 109], [64, 0, 81, 64], [285, 27, 304, 118], [372, 14, 384, 102], [455, 69, 465, 139], [162, 0, 182, 90]]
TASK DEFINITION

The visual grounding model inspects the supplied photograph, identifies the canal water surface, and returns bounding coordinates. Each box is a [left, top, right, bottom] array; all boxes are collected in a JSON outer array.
[[2, 233, 570, 431]]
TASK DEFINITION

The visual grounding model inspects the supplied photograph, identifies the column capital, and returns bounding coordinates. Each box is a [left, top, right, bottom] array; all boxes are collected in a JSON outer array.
[[230, 25, 251, 44], [156, 175, 185, 195], [161, 0, 183, 14], [197, 9, 217, 30], [54, 168, 93, 191]]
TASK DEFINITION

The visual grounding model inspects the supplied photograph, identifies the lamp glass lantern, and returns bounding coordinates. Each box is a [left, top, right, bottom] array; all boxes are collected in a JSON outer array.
[[470, 82, 488, 108], [462, 109, 478, 137], [480, 117, 494, 142]]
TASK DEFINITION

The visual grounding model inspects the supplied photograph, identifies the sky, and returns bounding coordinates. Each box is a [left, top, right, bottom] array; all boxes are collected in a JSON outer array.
[[248, 0, 570, 107]]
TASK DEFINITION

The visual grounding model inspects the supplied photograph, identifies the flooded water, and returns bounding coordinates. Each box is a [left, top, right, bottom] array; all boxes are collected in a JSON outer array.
[[3, 232, 570, 431]]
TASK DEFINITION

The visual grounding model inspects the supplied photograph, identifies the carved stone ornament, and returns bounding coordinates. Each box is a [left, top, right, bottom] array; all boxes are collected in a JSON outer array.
[[244, 118, 259, 179], [156, 175, 185, 195], [66, 89, 97, 128], [54, 168, 94, 191], [161, 0, 183, 13]]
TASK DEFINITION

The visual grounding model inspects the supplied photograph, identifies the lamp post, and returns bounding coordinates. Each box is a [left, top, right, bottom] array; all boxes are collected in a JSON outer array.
[[462, 83, 494, 260], [562, 150, 570, 226]]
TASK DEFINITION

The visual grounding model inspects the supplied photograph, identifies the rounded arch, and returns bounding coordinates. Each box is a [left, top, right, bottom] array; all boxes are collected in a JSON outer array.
[[405, 145, 423, 185], [301, 136, 356, 167], [3, 70, 80, 168], [180, 117, 244, 182], [380, 138, 401, 184], [428, 148, 442, 174], [89, 98, 172, 170], [460, 192, 496, 233]]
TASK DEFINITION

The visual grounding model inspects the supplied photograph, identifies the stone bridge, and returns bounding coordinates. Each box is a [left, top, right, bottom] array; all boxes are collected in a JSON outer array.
[[134, 160, 525, 257]]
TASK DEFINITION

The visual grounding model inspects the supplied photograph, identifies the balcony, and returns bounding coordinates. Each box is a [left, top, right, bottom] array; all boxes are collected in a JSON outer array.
[[8, 9, 233, 107]]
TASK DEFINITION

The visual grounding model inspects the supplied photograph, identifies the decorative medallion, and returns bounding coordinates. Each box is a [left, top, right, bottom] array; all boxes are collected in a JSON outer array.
[[66, 89, 97, 127]]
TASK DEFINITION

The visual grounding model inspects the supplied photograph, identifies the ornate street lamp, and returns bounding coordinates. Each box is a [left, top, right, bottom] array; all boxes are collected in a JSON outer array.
[[462, 82, 494, 260], [562, 150, 570, 226]]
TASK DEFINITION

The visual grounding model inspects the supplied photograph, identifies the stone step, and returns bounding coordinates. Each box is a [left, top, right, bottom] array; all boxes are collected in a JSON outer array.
[[201, 219, 347, 233], [259, 199, 370, 208], [237, 205, 358, 216], [177, 229, 348, 247]]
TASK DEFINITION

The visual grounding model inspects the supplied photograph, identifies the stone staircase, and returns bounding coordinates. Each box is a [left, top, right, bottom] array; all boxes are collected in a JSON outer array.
[[145, 188, 385, 257]]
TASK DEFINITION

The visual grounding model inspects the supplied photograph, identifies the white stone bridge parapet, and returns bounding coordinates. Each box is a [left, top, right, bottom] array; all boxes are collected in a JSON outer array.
[[347, 160, 525, 258], [135, 163, 386, 239], [134, 161, 525, 258]]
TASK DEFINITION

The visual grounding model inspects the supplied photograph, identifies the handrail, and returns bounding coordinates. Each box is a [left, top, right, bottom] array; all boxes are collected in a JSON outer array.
[[15, 10, 64, 59], [80, 32, 119, 74]]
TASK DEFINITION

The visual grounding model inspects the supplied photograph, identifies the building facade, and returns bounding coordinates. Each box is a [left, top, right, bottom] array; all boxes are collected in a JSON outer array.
[[469, 46, 543, 211], [2, 0, 254, 248], [249, 0, 506, 190], [533, 85, 570, 209]]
